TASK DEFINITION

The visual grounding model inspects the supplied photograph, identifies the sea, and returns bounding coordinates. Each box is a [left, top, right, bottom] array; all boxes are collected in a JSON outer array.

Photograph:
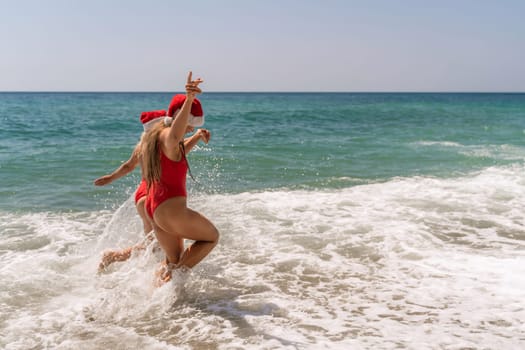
[[0, 92, 524, 349]]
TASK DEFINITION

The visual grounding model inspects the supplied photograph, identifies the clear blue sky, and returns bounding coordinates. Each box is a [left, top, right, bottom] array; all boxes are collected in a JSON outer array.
[[1, 0, 524, 92]]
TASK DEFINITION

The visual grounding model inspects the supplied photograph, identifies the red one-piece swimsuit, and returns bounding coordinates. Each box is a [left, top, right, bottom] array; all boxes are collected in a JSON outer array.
[[145, 148, 188, 219], [134, 179, 147, 204]]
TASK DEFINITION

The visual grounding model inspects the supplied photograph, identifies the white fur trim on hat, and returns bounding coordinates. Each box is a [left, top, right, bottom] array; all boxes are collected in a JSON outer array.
[[142, 117, 165, 131], [171, 109, 205, 127]]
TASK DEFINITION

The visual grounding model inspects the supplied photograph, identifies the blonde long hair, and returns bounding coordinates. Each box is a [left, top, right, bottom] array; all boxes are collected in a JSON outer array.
[[140, 121, 167, 188]]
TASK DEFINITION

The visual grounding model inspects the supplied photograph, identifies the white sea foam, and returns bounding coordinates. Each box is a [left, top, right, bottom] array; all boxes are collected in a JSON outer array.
[[413, 140, 525, 160], [414, 141, 464, 148], [1, 165, 525, 349]]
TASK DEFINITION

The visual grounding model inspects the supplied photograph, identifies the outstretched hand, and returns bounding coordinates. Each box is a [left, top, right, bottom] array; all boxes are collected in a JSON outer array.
[[185, 71, 203, 97], [94, 175, 112, 186]]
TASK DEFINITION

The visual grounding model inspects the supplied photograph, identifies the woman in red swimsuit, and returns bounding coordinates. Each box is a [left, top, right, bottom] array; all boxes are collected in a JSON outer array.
[[142, 72, 218, 282], [94, 109, 206, 270], [94, 142, 153, 270]]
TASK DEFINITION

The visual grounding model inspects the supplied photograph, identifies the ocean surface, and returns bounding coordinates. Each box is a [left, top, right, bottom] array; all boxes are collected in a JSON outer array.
[[1, 92, 524, 349]]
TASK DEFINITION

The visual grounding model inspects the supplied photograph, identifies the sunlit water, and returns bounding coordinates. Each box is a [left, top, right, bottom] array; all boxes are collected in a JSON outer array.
[[1, 93, 524, 348]]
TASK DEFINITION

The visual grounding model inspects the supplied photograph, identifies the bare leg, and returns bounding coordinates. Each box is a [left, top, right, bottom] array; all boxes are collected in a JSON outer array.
[[153, 224, 184, 265], [153, 224, 184, 285], [154, 202, 219, 269]]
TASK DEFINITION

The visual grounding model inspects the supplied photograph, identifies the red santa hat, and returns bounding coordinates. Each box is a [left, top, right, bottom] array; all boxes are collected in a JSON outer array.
[[140, 109, 172, 131], [167, 94, 204, 127]]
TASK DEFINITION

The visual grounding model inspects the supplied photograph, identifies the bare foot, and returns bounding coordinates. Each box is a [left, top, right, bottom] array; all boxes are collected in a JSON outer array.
[[154, 259, 175, 287], [98, 247, 132, 272]]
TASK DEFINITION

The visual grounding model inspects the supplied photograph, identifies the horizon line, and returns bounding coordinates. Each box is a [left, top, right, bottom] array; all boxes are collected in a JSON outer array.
[[1, 90, 525, 94]]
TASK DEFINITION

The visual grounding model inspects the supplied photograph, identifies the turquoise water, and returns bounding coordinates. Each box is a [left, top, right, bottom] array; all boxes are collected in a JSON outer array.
[[1, 92, 525, 211], [1, 93, 525, 349]]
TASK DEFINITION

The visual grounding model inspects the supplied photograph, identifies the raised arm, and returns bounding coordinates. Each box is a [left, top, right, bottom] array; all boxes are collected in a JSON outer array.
[[93, 145, 140, 186], [165, 72, 203, 152]]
